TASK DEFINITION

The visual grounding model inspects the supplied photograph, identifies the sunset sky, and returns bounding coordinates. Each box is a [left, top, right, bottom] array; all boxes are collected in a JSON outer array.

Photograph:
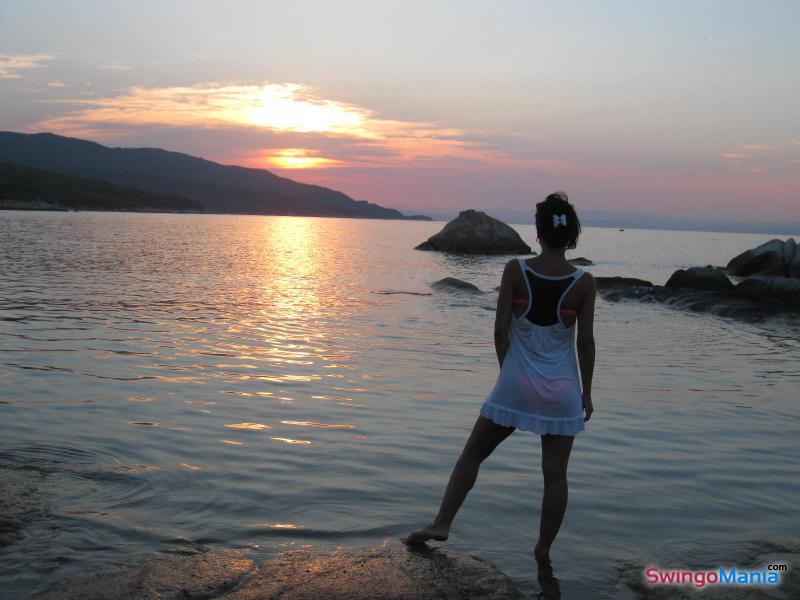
[[1, 1, 798, 222]]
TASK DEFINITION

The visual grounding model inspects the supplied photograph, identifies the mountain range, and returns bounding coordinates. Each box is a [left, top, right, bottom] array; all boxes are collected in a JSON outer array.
[[0, 131, 431, 220], [0, 162, 203, 213]]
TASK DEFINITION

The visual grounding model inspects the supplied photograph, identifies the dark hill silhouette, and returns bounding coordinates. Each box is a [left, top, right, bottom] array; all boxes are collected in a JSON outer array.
[[0, 131, 431, 220], [0, 162, 203, 212]]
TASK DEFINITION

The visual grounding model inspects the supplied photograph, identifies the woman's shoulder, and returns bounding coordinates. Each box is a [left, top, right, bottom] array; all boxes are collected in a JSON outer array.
[[575, 270, 596, 292]]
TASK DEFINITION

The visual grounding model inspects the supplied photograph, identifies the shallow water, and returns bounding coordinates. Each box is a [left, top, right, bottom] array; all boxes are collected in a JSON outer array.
[[1, 211, 799, 598]]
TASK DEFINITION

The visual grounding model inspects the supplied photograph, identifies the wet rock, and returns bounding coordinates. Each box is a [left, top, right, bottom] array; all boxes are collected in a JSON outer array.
[[0, 465, 46, 547], [415, 210, 531, 254], [0, 516, 24, 546], [595, 276, 653, 290], [226, 542, 523, 600], [568, 257, 593, 266], [734, 277, 800, 309], [665, 266, 734, 291], [785, 238, 797, 272], [597, 271, 800, 322], [33, 542, 524, 600], [375, 290, 433, 296], [31, 549, 256, 600], [431, 277, 483, 293], [789, 240, 800, 278], [614, 539, 800, 600], [726, 238, 792, 277]]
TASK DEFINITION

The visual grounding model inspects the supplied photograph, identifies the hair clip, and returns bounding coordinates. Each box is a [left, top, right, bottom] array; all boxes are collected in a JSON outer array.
[[553, 214, 567, 228]]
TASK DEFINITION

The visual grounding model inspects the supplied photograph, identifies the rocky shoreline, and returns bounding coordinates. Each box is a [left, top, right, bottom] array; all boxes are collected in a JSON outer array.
[[596, 272, 799, 322], [24, 541, 524, 599], [0, 457, 523, 599], [427, 232, 800, 322], [596, 238, 800, 321]]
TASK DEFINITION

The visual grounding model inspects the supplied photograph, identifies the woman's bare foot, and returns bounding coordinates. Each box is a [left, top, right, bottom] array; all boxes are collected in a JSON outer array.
[[401, 522, 450, 545]]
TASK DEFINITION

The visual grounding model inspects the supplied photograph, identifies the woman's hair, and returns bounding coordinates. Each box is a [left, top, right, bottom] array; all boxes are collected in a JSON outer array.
[[535, 191, 581, 250]]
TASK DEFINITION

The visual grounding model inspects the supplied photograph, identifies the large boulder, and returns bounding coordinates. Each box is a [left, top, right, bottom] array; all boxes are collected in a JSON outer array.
[[665, 266, 734, 291], [726, 238, 792, 277], [415, 210, 531, 254], [33, 542, 524, 600]]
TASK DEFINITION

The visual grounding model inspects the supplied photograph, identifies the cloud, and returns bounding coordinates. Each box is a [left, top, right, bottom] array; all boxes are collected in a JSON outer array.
[[0, 53, 54, 79], [740, 143, 773, 151], [34, 83, 377, 135], [95, 62, 134, 71], [718, 140, 800, 177], [30, 81, 567, 172]]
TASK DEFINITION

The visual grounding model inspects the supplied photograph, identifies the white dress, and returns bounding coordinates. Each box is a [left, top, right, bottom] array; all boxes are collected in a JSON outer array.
[[479, 258, 586, 435]]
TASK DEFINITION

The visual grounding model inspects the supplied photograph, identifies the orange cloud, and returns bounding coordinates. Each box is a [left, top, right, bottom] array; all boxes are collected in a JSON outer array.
[[31, 82, 558, 171], [34, 82, 452, 140]]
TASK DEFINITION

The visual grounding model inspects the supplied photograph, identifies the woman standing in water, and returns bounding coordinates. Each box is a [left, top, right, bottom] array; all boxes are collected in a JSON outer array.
[[403, 192, 596, 561]]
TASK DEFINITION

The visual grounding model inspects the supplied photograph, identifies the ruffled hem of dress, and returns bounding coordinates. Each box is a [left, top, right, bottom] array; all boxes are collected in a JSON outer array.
[[479, 402, 585, 435]]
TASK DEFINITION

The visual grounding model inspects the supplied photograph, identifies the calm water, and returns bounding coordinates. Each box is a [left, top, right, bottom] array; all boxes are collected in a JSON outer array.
[[1, 211, 799, 599]]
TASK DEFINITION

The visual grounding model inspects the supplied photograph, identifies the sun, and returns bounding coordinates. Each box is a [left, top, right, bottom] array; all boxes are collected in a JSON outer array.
[[267, 148, 339, 169]]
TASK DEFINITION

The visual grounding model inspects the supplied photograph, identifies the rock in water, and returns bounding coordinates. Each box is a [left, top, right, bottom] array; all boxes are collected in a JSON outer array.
[[665, 266, 733, 291], [415, 210, 531, 254], [0, 465, 46, 548], [784, 238, 799, 278], [568, 257, 594, 266], [33, 542, 524, 600], [595, 276, 653, 290], [31, 549, 256, 600], [733, 277, 800, 309], [431, 277, 483, 293], [225, 543, 524, 600], [790, 244, 800, 279], [726, 238, 790, 277]]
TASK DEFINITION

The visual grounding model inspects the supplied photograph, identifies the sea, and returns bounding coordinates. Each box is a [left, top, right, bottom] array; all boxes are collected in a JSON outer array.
[[1, 210, 798, 599]]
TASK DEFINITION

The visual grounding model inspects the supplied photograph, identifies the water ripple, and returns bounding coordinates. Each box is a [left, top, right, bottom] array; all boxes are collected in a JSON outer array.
[[1, 212, 798, 599]]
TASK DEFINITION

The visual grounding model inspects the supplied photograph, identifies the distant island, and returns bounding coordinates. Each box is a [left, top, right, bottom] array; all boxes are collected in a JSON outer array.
[[0, 131, 432, 220]]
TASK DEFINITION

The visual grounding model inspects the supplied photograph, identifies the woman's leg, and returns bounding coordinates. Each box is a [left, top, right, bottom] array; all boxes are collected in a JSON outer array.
[[402, 415, 515, 544], [534, 434, 575, 560]]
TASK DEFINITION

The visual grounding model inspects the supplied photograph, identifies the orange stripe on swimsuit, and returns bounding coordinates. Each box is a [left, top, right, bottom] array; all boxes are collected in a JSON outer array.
[[514, 297, 576, 315]]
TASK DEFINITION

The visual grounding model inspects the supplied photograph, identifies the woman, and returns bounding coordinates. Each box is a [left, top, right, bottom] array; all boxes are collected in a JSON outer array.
[[402, 191, 596, 562]]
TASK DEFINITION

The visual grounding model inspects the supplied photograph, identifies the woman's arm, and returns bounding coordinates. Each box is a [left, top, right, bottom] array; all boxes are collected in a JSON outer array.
[[576, 274, 597, 421], [494, 259, 516, 367]]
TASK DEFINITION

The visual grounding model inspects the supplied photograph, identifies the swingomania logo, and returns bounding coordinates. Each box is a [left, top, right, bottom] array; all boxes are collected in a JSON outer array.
[[643, 563, 789, 589]]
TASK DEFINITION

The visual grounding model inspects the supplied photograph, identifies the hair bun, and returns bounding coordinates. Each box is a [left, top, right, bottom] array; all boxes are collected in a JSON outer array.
[[535, 192, 581, 250]]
